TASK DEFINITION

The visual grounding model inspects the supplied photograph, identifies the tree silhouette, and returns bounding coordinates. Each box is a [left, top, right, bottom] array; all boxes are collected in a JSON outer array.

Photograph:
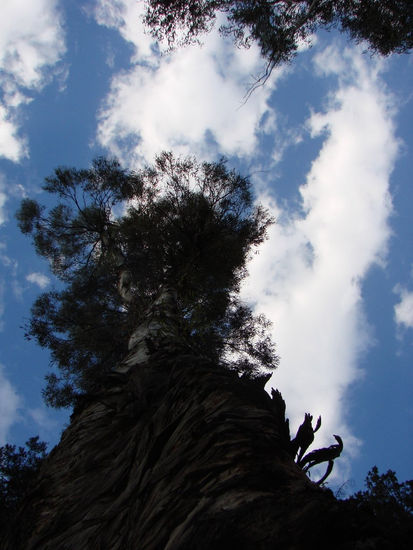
[[2, 153, 412, 548], [0, 437, 47, 533], [144, 0, 413, 89]]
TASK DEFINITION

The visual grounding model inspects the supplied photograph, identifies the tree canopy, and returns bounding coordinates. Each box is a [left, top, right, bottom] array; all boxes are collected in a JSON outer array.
[[16, 153, 277, 407], [348, 466, 413, 516], [144, 1, 413, 86], [345, 466, 413, 543]]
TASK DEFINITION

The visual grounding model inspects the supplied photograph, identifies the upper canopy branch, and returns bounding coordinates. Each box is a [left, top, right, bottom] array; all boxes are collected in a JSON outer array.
[[17, 152, 277, 408]]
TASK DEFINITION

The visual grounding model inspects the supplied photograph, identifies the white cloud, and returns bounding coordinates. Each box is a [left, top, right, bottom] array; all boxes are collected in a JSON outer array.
[[0, 177, 7, 225], [0, 364, 21, 445], [0, 0, 66, 161], [94, 0, 283, 166], [241, 47, 398, 481], [0, 246, 22, 301], [28, 407, 58, 433], [93, 0, 157, 63], [0, 103, 28, 162], [394, 286, 413, 330], [26, 272, 51, 289]]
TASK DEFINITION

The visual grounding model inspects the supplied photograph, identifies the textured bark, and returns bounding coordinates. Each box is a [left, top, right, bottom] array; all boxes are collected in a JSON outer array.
[[2, 350, 404, 549]]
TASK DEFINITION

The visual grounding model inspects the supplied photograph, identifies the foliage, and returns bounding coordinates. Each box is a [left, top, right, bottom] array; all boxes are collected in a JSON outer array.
[[348, 466, 413, 517], [343, 466, 413, 545], [336, 467, 412, 547], [144, 1, 413, 86], [0, 437, 47, 530], [16, 153, 276, 407]]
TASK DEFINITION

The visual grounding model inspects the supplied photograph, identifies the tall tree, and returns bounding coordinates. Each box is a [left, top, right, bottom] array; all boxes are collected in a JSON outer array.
[[144, 0, 413, 87], [4, 154, 411, 549]]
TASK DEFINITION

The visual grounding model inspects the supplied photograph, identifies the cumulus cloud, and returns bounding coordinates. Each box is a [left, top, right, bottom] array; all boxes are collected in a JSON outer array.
[[0, 0, 66, 161], [0, 364, 21, 445], [394, 286, 413, 330], [241, 47, 398, 480], [94, 0, 283, 166], [0, 103, 28, 161], [26, 272, 51, 289]]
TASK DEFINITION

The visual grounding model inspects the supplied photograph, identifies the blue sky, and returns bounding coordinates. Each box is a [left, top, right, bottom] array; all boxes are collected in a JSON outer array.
[[0, 0, 412, 493]]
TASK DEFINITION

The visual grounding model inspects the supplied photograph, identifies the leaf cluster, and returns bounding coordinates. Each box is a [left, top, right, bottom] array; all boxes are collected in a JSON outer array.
[[17, 153, 277, 407], [0, 437, 47, 531]]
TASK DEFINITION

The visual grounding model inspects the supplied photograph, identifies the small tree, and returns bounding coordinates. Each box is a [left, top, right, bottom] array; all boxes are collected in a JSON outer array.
[[0, 437, 47, 532], [349, 466, 413, 517], [343, 466, 413, 545], [16, 153, 276, 408]]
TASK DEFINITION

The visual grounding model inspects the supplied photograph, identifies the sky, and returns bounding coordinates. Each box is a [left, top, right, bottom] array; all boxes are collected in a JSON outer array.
[[0, 0, 412, 494]]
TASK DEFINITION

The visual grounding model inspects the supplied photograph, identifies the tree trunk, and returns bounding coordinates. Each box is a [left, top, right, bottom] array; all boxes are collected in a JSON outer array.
[[2, 348, 402, 549]]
